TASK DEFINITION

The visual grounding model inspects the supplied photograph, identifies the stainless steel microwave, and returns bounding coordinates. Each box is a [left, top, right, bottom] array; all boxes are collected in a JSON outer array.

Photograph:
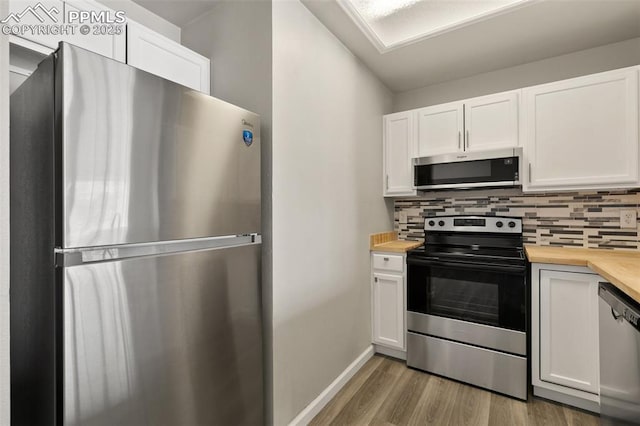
[[413, 147, 523, 190]]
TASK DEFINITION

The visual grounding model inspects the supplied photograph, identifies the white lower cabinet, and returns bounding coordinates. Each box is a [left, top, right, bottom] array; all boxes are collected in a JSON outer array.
[[371, 252, 405, 354], [532, 263, 601, 412]]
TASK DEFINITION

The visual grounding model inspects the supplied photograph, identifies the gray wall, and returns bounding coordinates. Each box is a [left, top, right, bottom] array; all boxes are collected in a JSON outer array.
[[271, 1, 393, 424], [394, 37, 640, 111], [180, 1, 274, 423], [0, 1, 9, 421]]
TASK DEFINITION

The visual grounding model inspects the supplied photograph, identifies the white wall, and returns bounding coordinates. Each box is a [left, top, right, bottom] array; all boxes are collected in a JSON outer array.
[[0, 0, 10, 422], [394, 37, 640, 111], [272, 1, 393, 424]]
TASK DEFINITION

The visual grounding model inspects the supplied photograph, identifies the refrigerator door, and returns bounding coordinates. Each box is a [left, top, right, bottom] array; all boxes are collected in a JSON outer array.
[[62, 243, 263, 425], [58, 43, 260, 248]]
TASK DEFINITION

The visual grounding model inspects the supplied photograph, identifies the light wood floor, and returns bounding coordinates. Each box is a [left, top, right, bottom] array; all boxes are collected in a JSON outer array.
[[310, 355, 599, 426]]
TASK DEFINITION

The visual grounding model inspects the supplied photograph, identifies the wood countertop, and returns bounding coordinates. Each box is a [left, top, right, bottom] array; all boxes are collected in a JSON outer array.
[[525, 245, 640, 304], [370, 232, 423, 253]]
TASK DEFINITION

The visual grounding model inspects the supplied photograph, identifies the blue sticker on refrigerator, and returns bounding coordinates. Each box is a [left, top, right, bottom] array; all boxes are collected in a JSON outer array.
[[243, 130, 253, 147]]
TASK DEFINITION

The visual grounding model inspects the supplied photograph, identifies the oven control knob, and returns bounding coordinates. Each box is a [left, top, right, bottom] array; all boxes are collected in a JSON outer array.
[[428, 220, 435, 227], [438, 220, 445, 227], [508, 221, 516, 228], [496, 221, 504, 228]]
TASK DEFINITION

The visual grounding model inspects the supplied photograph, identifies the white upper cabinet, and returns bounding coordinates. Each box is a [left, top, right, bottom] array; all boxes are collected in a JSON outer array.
[[9, 2, 211, 95], [8, 0, 125, 61], [127, 21, 210, 94], [63, 0, 125, 62], [415, 92, 518, 157], [416, 101, 463, 157], [464, 92, 519, 152], [383, 111, 417, 197], [523, 68, 639, 191], [7, 0, 64, 51]]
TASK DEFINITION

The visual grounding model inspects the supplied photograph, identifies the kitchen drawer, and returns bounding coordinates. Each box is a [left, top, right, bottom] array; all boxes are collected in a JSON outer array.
[[372, 253, 403, 272], [406, 332, 527, 400]]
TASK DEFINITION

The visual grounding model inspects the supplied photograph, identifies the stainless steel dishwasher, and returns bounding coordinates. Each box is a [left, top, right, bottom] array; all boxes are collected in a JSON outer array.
[[599, 282, 640, 425]]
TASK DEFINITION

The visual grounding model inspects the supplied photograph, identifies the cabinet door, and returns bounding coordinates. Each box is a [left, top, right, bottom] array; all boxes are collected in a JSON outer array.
[[383, 111, 416, 197], [539, 270, 600, 394], [7, 0, 63, 49], [372, 272, 404, 350], [7, 0, 125, 61], [63, 0, 126, 62], [464, 92, 518, 152], [416, 102, 463, 157], [127, 21, 210, 94], [523, 68, 639, 191]]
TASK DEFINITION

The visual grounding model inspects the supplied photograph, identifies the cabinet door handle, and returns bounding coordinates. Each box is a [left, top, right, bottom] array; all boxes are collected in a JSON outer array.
[[386, 174, 389, 189], [466, 130, 470, 149], [374, 277, 378, 283], [528, 163, 532, 183], [458, 131, 461, 149]]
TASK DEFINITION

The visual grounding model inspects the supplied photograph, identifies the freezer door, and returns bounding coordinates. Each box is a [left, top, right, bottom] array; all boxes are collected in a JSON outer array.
[[59, 43, 260, 248], [62, 244, 263, 425]]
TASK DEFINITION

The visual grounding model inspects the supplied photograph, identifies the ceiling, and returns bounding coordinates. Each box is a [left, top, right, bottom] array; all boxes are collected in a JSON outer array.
[[134, 0, 640, 94], [132, 0, 219, 28], [339, 0, 529, 52], [302, 0, 640, 92]]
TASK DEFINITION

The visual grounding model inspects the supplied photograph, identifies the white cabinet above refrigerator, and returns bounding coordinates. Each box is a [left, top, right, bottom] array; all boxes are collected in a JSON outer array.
[[127, 21, 210, 94]]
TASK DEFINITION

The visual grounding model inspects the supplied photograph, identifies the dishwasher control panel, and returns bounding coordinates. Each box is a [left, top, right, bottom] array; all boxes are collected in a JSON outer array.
[[624, 307, 639, 327], [599, 282, 640, 332]]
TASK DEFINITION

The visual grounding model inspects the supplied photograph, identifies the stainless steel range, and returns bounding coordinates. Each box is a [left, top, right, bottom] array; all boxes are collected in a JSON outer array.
[[406, 215, 528, 400]]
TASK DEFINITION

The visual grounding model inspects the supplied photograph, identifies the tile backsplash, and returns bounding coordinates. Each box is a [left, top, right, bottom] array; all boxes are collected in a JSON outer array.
[[395, 188, 640, 250]]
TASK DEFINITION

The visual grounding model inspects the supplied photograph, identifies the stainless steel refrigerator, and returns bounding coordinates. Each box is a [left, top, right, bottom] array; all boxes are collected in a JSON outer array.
[[10, 42, 263, 425]]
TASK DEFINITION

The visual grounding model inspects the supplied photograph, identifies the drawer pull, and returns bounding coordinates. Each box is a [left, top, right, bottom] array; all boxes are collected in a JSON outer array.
[[383, 257, 389, 261]]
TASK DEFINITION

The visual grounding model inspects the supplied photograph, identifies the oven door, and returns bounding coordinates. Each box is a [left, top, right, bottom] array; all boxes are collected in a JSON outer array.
[[407, 257, 526, 332]]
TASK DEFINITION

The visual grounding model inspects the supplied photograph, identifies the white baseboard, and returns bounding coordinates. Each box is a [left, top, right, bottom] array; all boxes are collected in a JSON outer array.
[[288, 345, 374, 426], [373, 344, 406, 360]]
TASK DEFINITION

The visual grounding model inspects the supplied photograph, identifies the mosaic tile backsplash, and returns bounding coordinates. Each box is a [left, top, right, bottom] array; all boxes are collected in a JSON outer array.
[[395, 188, 640, 250]]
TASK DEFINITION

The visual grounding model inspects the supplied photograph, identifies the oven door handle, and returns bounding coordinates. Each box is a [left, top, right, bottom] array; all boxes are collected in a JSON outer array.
[[407, 257, 526, 273]]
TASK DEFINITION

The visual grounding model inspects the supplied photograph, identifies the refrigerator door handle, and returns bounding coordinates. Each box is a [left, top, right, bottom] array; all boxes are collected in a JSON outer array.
[[55, 234, 262, 267]]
